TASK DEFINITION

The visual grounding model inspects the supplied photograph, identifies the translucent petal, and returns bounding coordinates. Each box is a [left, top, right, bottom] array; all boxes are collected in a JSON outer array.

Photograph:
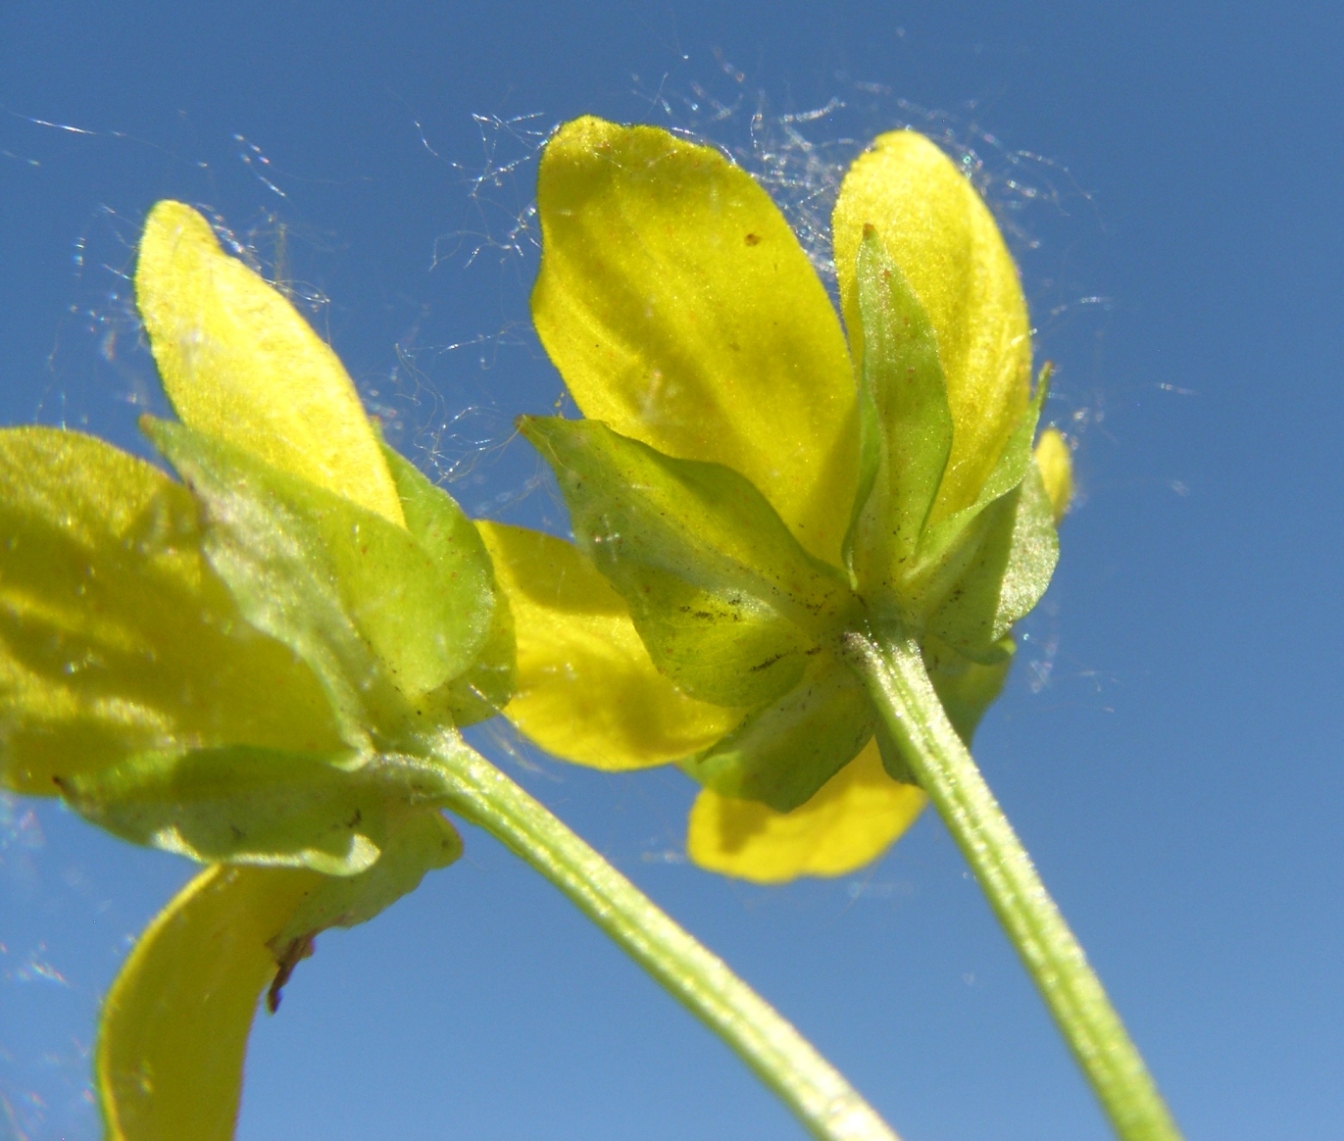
[[0, 428, 344, 795], [98, 865, 321, 1141], [1034, 427, 1074, 523], [99, 814, 459, 1139], [477, 522, 741, 770], [833, 132, 1032, 524], [135, 201, 403, 525], [531, 117, 857, 565], [686, 742, 926, 883]]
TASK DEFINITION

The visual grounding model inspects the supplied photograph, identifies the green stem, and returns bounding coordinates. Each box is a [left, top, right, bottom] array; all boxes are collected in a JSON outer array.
[[844, 628, 1181, 1141], [423, 733, 900, 1141]]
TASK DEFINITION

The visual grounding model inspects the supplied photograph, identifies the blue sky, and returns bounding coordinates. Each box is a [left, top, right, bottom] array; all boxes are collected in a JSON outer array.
[[2, 3, 1342, 1139]]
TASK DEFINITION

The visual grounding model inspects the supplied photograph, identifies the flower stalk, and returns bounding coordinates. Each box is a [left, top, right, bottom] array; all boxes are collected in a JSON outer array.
[[842, 625, 1181, 1141], [421, 731, 900, 1141]]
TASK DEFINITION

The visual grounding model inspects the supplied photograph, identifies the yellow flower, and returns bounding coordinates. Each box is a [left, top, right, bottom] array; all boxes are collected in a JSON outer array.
[[484, 117, 1071, 884], [2, 202, 506, 1139]]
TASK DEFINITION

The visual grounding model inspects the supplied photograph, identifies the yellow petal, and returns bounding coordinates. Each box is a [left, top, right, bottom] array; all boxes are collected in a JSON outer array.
[[686, 741, 926, 883], [477, 521, 741, 769], [0, 428, 344, 795], [833, 132, 1032, 524], [531, 117, 857, 566], [135, 201, 403, 525], [1034, 427, 1074, 524], [98, 865, 322, 1141]]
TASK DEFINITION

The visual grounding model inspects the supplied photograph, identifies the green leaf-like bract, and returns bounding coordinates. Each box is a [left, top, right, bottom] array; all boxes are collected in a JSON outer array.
[[684, 653, 874, 812], [270, 800, 462, 953], [378, 443, 516, 727], [521, 416, 857, 708], [146, 418, 500, 746], [59, 746, 458, 877], [898, 370, 1054, 641], [845, 231, 953, 599], [926, 635, 1015, 746], [925, 464, 1059, 657]]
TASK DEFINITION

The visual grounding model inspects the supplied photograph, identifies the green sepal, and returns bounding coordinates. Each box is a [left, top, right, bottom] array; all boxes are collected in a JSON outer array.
[[926, 463, 1059, 657], [521, 416, 857, 708], [270, 802, 461, 952], [617, 563, 810, 707], [56, 746, 454, 877], [898, 368, 1057, 652], [0, 427, 345, 795], [872, 720, 916, 786], [378, 444, 516, 726], [983, 363, 1054, 503], [145, 418, 407, 742], [926, 634, 1015, 743], [682, 652, 875, 812], [913, 365, 1051, 583], [145, 419, 496, 742], [877, 635, 1015, 785], [427, 582, 516, 726], [844, 230, 953, 595]]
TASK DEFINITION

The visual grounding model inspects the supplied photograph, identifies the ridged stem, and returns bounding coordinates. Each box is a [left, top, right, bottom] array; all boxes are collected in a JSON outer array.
[[425, 734, 901, 1141], [844, 628, 1181, 1141]]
